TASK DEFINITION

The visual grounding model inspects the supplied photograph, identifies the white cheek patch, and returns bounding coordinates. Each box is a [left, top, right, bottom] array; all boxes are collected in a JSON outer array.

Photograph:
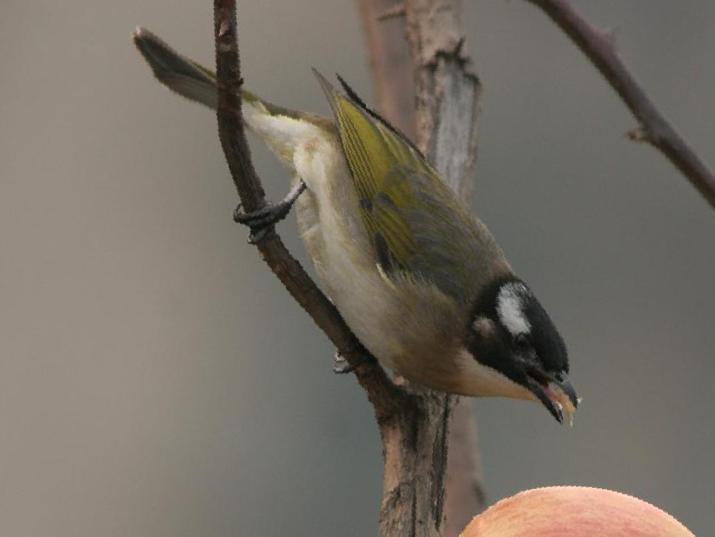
[[496, 282, 531, 336]]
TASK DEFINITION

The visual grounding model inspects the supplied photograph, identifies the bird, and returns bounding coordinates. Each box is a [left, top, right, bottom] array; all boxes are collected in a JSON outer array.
[[133, 28, 578, 424]]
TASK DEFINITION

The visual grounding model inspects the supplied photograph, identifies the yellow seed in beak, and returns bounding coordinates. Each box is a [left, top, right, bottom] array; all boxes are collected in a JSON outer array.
[[547, 382, 578, 426]]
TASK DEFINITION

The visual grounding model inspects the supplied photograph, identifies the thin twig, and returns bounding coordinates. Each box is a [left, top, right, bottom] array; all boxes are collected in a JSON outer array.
[[526, 0, 715, 210], [212, 0, 403, 423]]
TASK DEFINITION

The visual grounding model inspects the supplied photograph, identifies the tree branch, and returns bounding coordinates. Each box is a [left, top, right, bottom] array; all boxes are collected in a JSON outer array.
[[361, 0, 489, 527], [526, 0, 715, 210], [213, 1, 483, 535], [443, 398, 485, 537], [212, 0, 403, 423], [359, 0, 487, 534], [353, 2, 489, 536], [405, 0, 482, 200], [357, 0, 417, 140]]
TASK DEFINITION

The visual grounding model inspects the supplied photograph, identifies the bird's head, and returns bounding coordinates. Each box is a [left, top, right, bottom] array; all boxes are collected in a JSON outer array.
[[465, 278, 579, 424]]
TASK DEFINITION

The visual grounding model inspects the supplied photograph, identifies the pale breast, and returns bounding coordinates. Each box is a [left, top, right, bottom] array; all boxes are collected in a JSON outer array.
[[292, 134, 466, 377]]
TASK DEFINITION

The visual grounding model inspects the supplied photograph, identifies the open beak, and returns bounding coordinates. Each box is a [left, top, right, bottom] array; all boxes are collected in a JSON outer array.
[[527, 374, 579, 425]]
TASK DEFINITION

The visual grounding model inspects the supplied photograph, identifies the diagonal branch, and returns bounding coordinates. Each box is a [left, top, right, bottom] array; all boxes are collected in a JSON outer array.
[[212, 0, 403, 423], [525, 0, 715, 210]]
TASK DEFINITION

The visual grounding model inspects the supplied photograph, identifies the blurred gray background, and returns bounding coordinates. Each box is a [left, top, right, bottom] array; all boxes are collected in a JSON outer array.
[[1, 0, 714, 535]]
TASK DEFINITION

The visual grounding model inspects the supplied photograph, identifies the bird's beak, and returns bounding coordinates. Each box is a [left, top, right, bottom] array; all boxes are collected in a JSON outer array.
[[527, 374, 579, 425]]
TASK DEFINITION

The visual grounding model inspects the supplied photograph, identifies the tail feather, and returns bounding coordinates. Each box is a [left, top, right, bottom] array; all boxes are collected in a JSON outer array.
[[133, 27, 308, 121], [133, 27, 219, 109], [133, 27, 331, 167]]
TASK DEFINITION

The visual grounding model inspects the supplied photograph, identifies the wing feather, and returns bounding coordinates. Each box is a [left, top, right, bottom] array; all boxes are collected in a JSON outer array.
[[314, 70, 504, 303]]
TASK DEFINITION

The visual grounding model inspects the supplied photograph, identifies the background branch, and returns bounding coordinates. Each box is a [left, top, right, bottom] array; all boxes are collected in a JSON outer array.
[[526, 0, 715, 210]]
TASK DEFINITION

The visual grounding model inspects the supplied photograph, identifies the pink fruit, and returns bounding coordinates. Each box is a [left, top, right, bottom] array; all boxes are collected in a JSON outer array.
[[461, 486, 695, 537]]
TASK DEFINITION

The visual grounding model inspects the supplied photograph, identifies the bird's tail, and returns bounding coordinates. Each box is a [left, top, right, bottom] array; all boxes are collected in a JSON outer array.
[[133, 27, 325, 166]]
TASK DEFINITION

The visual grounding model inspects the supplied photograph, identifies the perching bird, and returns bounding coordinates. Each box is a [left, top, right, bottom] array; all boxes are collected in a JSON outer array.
[[133, 28, 578, 423]]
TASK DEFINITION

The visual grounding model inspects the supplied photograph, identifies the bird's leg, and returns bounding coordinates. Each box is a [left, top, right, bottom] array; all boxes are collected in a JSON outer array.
[[233, 180, 307, 243], [333, 351, 377, 374]]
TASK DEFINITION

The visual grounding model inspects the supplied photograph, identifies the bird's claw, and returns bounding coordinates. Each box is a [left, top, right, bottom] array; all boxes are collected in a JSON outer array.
[[333, 352, 354, 374], [233, 180, 306, 243], [333, 351, 377, 374]]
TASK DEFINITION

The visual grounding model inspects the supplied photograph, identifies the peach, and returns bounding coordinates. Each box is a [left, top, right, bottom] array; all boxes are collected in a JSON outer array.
[[461, 486, 695, 537]]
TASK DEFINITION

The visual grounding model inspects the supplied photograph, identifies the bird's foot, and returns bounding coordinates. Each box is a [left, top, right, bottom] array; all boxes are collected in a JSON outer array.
[[333, 351, 377, 374], [333, 352, 353, 374], [233, 180, 306, 243]]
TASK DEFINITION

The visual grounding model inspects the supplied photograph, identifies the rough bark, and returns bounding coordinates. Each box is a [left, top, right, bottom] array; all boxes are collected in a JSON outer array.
[[526, 0, 715, 210], [405, 0, 482, 199], [443, 398, 485, 536], [356, 1, 486, 536], [357, 3, 486, 535]]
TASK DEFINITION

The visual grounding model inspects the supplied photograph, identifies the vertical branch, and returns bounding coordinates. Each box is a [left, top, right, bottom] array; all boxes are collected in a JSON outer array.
[[443, 398, 485, 536], [405, 0, 482, 200], [357, 0, 417, 139], [405, 0, 487, 534], [359, 1, 486, 536]]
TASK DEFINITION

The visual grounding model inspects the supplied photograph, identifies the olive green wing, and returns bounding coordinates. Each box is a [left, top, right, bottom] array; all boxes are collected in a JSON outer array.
[[314, 71, 492, 304]]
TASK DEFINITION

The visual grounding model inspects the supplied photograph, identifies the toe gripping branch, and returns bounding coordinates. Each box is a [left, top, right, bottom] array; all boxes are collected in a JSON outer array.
[[233, 180, 307, 243], [333, 351, 377, 374]]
